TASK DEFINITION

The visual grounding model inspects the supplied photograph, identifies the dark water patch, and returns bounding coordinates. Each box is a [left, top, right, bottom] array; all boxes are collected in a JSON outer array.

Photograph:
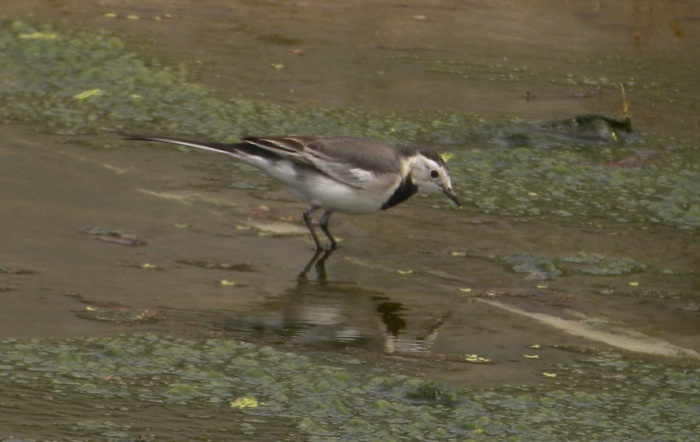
[[83, 226, 145, 246], [0, 267, 38, 275], [176, 259, 256, 272], [74, 307, 164, 324]]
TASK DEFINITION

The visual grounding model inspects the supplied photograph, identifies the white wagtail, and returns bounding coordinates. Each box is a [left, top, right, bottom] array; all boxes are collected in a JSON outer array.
[[124, 135, 461, 250]]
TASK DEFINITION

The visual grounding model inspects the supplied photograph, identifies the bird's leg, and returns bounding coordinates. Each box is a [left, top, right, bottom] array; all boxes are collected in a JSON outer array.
[[302, 205, 324, 251], [318, 210, 337, 250]]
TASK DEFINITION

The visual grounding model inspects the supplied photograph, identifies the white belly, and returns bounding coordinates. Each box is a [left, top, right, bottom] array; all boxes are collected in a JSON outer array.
[[245, 156, 401, 214], [293, 174, 392, 214]]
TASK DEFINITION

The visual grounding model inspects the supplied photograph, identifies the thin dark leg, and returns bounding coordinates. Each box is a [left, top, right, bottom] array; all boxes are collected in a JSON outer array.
[[318, 210, 337, 250], [302, 205, 323, 251]]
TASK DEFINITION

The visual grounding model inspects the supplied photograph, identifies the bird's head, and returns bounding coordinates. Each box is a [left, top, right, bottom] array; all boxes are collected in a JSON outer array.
[[407, 151, 461, 207]]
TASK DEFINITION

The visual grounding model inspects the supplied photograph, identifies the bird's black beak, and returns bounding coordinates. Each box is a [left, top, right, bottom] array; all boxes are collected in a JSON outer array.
[[443, 187, 461, 207]]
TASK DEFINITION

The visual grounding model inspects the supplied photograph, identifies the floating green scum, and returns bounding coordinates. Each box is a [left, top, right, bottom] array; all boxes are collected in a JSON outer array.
[[0, 334, 698, 440]]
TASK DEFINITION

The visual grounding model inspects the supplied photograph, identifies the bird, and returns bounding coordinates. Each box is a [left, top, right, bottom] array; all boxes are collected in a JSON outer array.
[[124, 135, 461, 250]]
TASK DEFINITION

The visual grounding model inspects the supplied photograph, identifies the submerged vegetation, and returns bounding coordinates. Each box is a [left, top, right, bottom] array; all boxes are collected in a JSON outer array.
[[1, 334, 698, 440]]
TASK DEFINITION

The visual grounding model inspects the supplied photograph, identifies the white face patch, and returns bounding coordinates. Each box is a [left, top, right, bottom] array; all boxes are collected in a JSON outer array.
[[408, 156, 452, 194]]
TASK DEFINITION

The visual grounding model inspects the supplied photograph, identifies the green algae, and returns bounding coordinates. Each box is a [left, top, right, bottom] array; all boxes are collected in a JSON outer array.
[[0, 18, 442, 141], [475, 250, 656, 281], [0, 18, 699, 230], [0, 334, 698, 441], [451, 143, 700, 229], [500, 252, 563, 278]]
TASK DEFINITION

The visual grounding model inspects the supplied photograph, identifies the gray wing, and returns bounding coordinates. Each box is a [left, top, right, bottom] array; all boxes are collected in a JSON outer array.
[[244, 136, 402, 188], [125, 135, 402, 190]]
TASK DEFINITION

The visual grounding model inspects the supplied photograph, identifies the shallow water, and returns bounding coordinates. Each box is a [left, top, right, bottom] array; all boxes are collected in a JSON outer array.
[[1, 0, 699, 439]]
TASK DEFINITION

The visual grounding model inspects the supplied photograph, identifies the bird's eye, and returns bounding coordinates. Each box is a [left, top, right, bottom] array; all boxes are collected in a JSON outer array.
[[430, 170, 440, 178]]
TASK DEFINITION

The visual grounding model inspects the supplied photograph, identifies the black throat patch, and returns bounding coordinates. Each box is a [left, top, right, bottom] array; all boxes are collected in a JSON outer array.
[[381, 176, 418, 210]]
